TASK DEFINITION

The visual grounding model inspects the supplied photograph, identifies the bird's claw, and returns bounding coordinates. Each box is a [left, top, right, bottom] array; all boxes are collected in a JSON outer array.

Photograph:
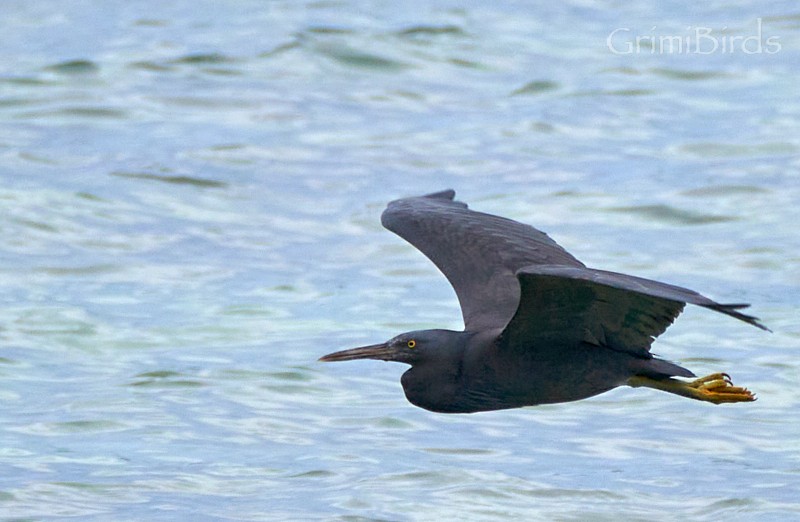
[[687, 372, 756, 403]]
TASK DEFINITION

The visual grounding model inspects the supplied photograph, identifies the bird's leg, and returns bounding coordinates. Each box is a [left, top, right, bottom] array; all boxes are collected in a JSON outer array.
[[627, 372, 756, 404]]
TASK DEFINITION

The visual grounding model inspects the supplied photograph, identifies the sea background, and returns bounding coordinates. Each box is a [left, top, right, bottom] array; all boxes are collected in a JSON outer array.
[[1, 2, 799, 520]]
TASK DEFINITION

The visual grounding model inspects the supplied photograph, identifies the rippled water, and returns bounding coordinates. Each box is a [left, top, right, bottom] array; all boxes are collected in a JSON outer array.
[[2, 2, 799, 520]]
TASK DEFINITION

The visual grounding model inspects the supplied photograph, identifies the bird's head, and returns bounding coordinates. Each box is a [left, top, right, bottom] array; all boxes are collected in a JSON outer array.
[[319, 329, 463, 366]]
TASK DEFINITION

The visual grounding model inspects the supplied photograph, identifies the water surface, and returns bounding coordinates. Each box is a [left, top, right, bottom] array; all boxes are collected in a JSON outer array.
[[1, 1, 799, 520]]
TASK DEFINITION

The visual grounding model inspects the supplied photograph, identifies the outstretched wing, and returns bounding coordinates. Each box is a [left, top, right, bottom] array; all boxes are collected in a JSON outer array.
[[381, 190, 584, 331], [499, 264, 769, 358]]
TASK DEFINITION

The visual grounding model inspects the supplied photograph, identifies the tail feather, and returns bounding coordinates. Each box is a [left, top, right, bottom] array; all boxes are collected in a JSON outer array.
[[642, 357, 696, 379]]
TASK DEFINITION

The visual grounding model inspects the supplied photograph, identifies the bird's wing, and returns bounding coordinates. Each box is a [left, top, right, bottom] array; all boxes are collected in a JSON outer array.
[[381, 190, 584, 331], [498, 264, 769, 358]]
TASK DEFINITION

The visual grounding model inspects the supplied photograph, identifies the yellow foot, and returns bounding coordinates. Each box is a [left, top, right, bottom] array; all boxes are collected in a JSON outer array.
[[627, 372, 756, 404], [685, 372, 756, 403]]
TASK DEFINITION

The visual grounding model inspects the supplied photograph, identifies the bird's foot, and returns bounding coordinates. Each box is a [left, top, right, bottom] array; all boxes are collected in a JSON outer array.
[[684, 372, 756, 404], [627, 373, 756, 404]]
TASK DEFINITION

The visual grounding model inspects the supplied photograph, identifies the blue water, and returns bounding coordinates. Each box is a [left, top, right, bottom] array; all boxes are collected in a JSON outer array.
[[1, 2, 799, 520]]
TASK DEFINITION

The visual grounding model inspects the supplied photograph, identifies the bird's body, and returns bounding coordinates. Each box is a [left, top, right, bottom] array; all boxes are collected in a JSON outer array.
[[398, 329, 634, 413], [321, 190, 766, 413]]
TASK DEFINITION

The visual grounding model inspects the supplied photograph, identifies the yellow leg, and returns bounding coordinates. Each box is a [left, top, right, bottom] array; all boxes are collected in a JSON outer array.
[[627, 372, 756, 404]]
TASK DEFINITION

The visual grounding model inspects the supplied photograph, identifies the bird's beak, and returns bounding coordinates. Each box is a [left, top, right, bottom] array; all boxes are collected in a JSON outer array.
[[318, 342, 395, 362]]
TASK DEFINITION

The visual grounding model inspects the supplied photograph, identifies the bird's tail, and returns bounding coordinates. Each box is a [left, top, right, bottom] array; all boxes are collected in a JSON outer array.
[[640, 357, 695, 379]]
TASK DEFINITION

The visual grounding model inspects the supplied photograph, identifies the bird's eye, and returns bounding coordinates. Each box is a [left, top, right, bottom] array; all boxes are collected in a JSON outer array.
[[407, 339, 416, 349]]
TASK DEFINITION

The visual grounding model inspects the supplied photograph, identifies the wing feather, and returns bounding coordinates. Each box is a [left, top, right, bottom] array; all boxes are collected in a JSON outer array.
[[381, 190, 584, 330], [499, 265, 768, 359]]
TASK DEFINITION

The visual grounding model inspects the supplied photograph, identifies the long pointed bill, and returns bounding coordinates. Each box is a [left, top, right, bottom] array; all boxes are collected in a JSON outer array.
[[319, 342, 395, 362]]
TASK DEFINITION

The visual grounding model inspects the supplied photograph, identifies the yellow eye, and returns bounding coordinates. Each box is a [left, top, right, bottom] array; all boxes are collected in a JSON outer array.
[[407, 339, 416, 349]]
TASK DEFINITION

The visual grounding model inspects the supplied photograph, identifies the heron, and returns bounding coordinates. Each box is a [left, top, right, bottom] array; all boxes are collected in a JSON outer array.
[[320, 190, 767, 413]]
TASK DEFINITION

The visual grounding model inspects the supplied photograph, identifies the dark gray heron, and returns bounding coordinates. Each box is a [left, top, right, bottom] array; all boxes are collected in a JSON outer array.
[[320, 190, 766, 413]]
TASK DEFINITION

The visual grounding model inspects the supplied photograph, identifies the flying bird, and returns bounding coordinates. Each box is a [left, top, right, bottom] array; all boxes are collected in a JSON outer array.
[[320, 190, 766, 413]]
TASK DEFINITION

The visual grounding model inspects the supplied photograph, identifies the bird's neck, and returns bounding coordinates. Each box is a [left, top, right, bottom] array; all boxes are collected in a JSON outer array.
[[399, 331, 479, 413]]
